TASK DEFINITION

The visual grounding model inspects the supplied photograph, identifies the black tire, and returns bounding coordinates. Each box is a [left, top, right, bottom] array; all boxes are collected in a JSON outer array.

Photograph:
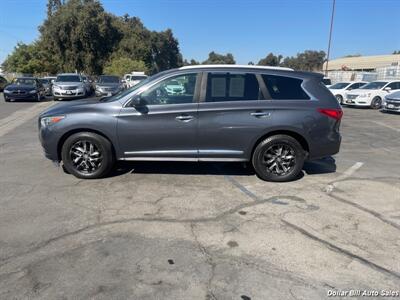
[[336, 94, 343, 104], [370, 96, 382, 109], [61, 132, 115, 179], [252, 135, 305, 182]]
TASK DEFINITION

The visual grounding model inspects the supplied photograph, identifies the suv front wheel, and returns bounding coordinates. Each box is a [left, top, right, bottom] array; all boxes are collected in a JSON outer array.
[[252, 135, 305, 182], [61, 132, 115, 179]]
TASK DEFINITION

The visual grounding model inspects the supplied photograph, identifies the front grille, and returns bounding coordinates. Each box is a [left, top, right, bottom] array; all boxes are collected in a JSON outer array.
[[63, 86, 78, 90], [347, 94, 358, 100], [12, 90, 27, 95]]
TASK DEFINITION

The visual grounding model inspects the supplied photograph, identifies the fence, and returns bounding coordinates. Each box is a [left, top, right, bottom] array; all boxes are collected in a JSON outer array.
[[326, 65, 400, 84]]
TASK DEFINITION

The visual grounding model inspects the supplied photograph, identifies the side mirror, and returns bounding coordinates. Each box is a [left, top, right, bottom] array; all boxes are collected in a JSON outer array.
[[384, 87, 392, 92], [131, 95, 147, 107]]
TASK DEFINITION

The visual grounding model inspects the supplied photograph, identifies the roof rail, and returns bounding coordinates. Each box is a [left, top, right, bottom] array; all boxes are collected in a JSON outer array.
[[179, 64, 294, 71]]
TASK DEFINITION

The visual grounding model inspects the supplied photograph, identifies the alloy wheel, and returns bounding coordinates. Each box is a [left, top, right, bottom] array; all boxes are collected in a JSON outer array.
[[261, 144, 296, 176], [69, 140, 103, 174]]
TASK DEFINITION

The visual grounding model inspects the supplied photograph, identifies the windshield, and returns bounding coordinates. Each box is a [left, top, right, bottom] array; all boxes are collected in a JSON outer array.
[[329, 82, 349, 89], [99, 76, 119, 83], [362, 81, 388, 90], [39, 79, 50, 84], [56, 75, 81, 83], [131, 76, 147, 81], [13, 78, 36, 85]]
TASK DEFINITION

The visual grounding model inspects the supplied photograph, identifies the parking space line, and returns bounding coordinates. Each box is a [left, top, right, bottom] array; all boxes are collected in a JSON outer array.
[[325, 162, 364, 193], [0, 102, 53, 138], [372, 121, 400, 133]]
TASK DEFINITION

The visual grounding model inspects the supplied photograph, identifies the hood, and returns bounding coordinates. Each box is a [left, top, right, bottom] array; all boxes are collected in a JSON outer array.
[[96, 83, 120, 88], [386, 91, 400, 100], [40, 98, 102, 118], [54, 81, 84, 87], [346, 88, 375, 94], [5, 84, 36, 91]]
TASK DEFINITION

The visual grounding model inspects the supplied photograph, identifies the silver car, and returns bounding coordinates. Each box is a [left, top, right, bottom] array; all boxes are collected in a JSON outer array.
[[95, 75, 123, 97], [52, 74, 87, 100]]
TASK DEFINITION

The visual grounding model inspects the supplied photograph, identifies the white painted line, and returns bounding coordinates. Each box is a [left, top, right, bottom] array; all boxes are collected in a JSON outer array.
[[0, 102, 54, 137], [324, 162, 364, 193], [372, 121, 400, 133]]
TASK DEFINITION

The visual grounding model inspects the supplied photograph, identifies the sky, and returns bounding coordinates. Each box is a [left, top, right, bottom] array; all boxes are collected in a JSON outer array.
[[0, 0, 399, 64]]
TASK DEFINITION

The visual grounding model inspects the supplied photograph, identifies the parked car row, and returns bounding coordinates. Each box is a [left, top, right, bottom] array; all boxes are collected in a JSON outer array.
[[328, 80, 400, 112], [1, 72, 150, 102]]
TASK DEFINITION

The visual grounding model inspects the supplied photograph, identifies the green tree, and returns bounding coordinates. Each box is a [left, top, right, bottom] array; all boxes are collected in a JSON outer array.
[[258, 53, 283, 66], [39, 0, 121, 74], [282, 50, 326, 71], [203, 51, 236, 64], [103, 57, 148, 76], [393, 51, 400, 54], [47, 0, 63, 18], [2, 42, 44, 74], [183, 59, 200, 66]]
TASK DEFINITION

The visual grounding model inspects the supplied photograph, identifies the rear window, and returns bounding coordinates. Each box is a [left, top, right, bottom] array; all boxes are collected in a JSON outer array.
[[262, 75, 310, 100], [206, 73, 262, 102]]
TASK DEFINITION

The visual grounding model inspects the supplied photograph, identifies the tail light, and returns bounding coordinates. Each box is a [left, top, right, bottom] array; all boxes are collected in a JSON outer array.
[[318, 108, 343, 120]]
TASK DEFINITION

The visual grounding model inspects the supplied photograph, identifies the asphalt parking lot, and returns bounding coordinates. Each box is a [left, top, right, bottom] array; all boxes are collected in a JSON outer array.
[[0, 94, 400, 299]]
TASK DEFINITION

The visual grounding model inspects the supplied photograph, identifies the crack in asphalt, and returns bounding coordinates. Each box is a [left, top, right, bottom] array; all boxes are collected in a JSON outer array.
[[0, 194, 287, 268], [190, 223, 217, 300], [282, 220, 400, 280]]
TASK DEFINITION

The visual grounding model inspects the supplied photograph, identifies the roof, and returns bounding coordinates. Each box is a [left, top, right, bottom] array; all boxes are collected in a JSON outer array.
[[324, 54, 400, 71], [179, 64, 294, 71]]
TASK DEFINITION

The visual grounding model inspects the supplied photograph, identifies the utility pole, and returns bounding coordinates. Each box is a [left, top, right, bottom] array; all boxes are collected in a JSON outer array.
[[325, 0, 336, 76]]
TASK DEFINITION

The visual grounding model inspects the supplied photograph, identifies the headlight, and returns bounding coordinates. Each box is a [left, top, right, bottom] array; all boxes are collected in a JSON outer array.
[[53, 84, 61, 89], [4, 89, 10, 93], [40, 115, 65, 128], [29, 89, 37, 94], [96, 86, 101, 90]]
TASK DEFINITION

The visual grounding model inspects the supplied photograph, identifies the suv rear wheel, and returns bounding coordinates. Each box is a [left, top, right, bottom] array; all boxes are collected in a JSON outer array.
[[61, 132, 114, 179], [252, 135, 305, 182]]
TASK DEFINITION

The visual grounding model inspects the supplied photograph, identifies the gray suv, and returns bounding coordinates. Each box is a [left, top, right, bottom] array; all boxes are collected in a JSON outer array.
[[39, 65, 342, 182]]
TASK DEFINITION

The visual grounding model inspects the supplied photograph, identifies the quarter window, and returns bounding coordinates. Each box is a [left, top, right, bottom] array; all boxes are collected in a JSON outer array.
[[140, 73, 198, 105], [387, 82, 400, 90], [205, 73, 262, 102], [262, 75, 310, 100]]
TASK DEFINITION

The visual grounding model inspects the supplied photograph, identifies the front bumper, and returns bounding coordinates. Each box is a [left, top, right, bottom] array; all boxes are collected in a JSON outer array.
[[344, 97, 371, 106], [382, 101, 400, 112], [4, 91, 38, 99], [38, 123, 61, 161], [53, 88, 85, 98]]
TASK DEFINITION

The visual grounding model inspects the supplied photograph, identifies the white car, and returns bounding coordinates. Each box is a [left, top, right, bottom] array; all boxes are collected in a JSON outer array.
[[124, 72, 148, 88], [345, 80, 400, 109], [329, 81, 367, 104]]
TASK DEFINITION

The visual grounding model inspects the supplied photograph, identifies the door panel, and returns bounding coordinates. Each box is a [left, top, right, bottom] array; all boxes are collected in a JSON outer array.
[[116, 73, 200, 159], [197, 100, 274, 160], [117, 103, 198, 158]]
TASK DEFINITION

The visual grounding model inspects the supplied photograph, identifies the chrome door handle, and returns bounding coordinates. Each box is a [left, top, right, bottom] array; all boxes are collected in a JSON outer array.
[[175, 115, 194, 122], [250, 111, 270, 118]]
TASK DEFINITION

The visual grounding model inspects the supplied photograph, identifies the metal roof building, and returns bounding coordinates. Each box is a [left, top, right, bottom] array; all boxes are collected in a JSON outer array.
[[324, 54, 400, 71]]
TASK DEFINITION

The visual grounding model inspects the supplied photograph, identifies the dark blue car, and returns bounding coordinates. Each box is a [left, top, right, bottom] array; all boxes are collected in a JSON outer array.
[[3, 77, 45, 102]]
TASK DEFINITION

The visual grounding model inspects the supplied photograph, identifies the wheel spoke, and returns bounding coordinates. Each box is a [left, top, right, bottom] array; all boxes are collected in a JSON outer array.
[[69, 140, 103, 174]]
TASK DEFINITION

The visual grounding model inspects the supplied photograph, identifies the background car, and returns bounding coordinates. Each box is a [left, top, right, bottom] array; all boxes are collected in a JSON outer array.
[[383, 90, 400, 113], [322, 77, 332, 87], [0, 75, 8, 92], [39, 78, 54, 96], [345, 80, 400, 109], [52, 73, 87, 100], [124, 72, 148, 88], [95, 75, 123, 96], [3, 77, 45, 102], [164, 79, 185, 95], [328, 81, 367, 104]]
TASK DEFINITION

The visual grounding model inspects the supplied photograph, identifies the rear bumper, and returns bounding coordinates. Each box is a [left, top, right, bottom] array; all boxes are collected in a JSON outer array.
[[308, 132, 341, 160]]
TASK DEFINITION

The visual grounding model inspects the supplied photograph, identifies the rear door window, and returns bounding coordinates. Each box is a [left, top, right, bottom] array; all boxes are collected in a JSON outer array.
[[205, 73, 262, 102], [262, 75, 310, 100]]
